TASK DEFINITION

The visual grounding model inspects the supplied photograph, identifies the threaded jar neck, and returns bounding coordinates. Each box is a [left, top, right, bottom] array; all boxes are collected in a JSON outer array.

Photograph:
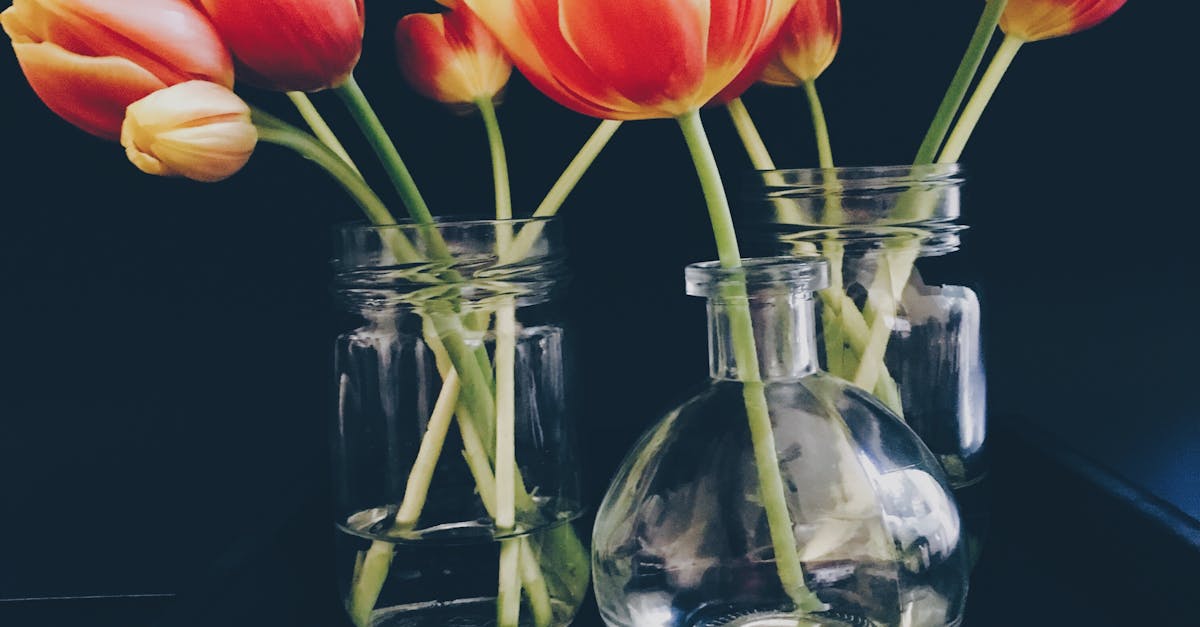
[[333, 217, 566, 314]]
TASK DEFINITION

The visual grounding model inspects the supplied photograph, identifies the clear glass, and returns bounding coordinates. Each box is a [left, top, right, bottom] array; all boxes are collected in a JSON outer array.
[[750, 165, 985, 492], [592, 257, 969, 627], [333, 218, 588, 627]]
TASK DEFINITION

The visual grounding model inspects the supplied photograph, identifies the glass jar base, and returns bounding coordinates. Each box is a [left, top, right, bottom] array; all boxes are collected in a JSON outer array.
[[370, 597, 576, 627], [689, 608, 869, 627]]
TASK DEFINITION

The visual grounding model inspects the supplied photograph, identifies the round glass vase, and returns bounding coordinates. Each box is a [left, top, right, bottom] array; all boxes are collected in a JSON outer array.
[[592, 257, 969, 627], [749, 165, 985, 495], [332, 218, 589, 627]]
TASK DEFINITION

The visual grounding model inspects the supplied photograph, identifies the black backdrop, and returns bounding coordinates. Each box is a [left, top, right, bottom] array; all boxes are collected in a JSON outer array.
[[1, 0, 1195, 602]]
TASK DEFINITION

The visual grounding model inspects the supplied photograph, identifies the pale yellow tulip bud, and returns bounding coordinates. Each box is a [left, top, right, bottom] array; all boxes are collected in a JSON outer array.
[[120, 81, 257, 182]]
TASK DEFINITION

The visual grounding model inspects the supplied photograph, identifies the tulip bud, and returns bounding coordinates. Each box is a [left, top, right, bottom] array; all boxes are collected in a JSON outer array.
[[193, 0, 365, 92], [1000, 0, 1126, 42], [121, 81, 257, 183], [759, 0, 842, 87], [395, 5, 513, 108], [1, 0, 234, 140]]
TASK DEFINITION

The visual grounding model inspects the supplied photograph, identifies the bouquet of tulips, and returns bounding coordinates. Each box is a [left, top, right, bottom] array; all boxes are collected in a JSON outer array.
[[3, 0, 1126, 625]]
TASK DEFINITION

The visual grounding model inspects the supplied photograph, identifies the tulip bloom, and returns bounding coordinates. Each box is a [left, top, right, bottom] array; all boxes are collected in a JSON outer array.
[[193, 0, 365, 92], [1, 0, 233, 140], [1000, 0, 1126, 42], [759, 0, 841, 86], [121, 81, 257, 183], [396, 6, 512, 106], [461, 0, 799, 119]]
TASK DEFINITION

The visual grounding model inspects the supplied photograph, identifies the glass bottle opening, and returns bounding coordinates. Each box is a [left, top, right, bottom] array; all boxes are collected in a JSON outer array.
[[685, 256, 829, 300]]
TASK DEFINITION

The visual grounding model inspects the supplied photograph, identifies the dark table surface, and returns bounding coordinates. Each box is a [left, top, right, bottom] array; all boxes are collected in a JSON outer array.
[[3, 419, 1196, 627]]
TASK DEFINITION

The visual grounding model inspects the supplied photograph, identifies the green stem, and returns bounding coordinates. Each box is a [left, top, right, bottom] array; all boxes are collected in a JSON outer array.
[[287, 91, 360, 172], [938, 34, 1024, 164], [334, 74, 438, 228], [676, 110, 825, 614], [914, 0, 1010, 165], [502, 120, 622, 265], [534, 119, 621, 218], [803, 82, 835, 169], [726, 97, 777, 171], [251, 109, 421, 264], [477, 98, 512, 222]]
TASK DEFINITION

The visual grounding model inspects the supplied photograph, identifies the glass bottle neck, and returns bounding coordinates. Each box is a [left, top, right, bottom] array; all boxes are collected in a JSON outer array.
[[707, 291, 819, 382]]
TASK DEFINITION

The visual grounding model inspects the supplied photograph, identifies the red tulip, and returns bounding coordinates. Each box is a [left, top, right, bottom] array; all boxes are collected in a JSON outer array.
[[759, 0, 841, 86], [396, 5, 512, 106], [192, 0, 365, 92], [1000, 0, 1126, 42], [1, 0, 233, 140], [712, 0, 840, 103], [121, 81, 257, 183], [461, 0, 800, 120]]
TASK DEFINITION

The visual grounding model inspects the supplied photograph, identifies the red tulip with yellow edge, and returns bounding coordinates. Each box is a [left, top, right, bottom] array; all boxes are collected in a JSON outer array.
[[759, 0, 842, 87], [1001, 0, 1127, 42], [460, 0, 799, 120], [0, 0, 233, 141], [121, 81, 257, 183], [395, 5, 513, 107], [192, 0, 365, 92], [937, 0, 1126, 163]]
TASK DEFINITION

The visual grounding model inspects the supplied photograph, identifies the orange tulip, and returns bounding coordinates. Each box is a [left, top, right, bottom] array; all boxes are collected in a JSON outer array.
[[1, 0, 233, 141], [395, 5, 512, 107], [193, 0, 365, 92], [460, 0, 799, 120], [1000, 0, 1126, 42], [759, 0, 841, 86], [121, 81, 257, 183]]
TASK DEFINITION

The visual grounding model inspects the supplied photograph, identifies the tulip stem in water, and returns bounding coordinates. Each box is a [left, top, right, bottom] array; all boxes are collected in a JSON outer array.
[[726, 98, 777, 171], [914, 0, 1009, 165], [287, 91, 360, 173], [677, 109, 825, 615], [938, 34, 1024, 164], [803, 81, 835, 170]]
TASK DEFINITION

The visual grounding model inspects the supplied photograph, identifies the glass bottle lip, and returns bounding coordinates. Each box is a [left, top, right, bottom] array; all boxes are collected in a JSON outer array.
[[751, 163, 963, 190], [685, 256, 829, 298]]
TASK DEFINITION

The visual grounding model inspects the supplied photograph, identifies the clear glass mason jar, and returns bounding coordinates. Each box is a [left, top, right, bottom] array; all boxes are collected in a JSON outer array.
[[748, 165, 985, 493], [592, 256, 968, 627], [332, 218, 589, 627]]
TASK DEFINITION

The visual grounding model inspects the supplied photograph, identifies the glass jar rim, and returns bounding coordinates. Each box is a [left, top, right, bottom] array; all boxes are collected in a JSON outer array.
[[685, 256, 829, 298], [751, 163, 963, 186], [334, 215, 558, 236]]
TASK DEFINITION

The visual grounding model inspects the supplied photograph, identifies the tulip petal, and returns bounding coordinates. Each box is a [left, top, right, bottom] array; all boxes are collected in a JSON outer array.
[[1001, 0, 1126, 41], [462, 0, 633, 118], [558, 0, 709, 111], [195, 0, 364, 91], [13, 41, 167, 140], [6, 0, 233, 87], [149, 122, 258, 182]]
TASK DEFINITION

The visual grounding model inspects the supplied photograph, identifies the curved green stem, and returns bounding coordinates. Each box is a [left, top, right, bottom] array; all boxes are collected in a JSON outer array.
[[938, 34, 1024, 164], [914, 0, 1010, 165], [287, 91, 360, 172], [803, 82, 835, 169], [726, 97, 777, 171], [335, 74, 437, 227], [677, 110, 825, 614], [252, 109, 395, 228]]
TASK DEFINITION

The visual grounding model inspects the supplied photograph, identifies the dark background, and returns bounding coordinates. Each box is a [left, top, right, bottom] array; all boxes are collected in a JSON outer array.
[[0, 0, 1195, 614]]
